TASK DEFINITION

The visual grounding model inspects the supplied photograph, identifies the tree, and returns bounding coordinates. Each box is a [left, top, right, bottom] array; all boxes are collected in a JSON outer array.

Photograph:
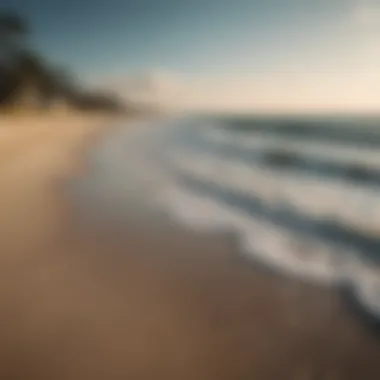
[[0, 10, 29, 63], [0, 10, 30, 106], [0, 11, 60, 109], [0, 10, 28, 35], [0, 10, 127, 113]]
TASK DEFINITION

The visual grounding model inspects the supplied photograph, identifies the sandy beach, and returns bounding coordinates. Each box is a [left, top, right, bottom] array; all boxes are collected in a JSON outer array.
[[0, 113, 379, 379]]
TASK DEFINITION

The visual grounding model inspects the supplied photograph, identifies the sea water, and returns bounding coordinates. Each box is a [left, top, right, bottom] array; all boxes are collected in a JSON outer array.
[[81, 114, 380, 320]]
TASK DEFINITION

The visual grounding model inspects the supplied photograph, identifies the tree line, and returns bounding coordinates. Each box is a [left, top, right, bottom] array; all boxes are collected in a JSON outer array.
[[0, 10, 129, 114]]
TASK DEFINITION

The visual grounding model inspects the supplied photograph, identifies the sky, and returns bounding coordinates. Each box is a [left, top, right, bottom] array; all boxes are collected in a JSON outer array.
[[4, 0, 380, 113]]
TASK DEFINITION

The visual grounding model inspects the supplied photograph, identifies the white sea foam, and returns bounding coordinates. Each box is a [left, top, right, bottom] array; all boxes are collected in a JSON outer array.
[[202, 127, 380, 170], [156, 183, 352, 284], [79, 116, 380, 320], [155, 180, 380, 318], [156, 119, 380, 318], [167, 149, 380, 235]]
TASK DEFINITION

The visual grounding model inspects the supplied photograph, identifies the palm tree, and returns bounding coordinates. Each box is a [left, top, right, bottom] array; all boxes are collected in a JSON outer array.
[[0, 10, 28, 35], [0, 10, 30, 107], [0, 11, 59, 109], [0, 10, 124, 113], [0, 10, 29, 64]]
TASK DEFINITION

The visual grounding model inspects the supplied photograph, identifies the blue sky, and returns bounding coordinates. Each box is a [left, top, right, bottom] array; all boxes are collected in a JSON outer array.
[[4, 0, 380, 112]]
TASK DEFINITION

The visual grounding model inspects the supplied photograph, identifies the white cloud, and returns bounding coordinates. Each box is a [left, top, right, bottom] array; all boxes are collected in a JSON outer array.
[[101, 68, 380, 114], [99, 69, 186, 111]]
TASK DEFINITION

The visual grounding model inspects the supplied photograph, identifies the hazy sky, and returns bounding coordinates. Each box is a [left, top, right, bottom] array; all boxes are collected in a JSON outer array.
[[4, 0, 380, 112]]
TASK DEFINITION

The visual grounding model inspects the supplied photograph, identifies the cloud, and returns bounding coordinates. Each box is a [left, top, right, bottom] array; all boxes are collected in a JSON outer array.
[[98, 69, 186, 111], [101, 68, 380, 114]]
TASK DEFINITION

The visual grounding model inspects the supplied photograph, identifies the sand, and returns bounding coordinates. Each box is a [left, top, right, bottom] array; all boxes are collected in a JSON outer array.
[[0, 113, 379, 379]]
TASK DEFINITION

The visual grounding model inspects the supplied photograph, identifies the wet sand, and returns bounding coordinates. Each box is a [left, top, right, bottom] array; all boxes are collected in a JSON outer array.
[[0, 115, 379, 379]]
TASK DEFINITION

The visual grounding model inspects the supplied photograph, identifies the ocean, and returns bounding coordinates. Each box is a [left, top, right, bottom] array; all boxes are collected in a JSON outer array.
[[79, 114, 380, 322]]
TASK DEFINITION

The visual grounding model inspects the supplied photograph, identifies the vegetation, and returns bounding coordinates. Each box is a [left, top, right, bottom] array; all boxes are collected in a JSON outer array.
[[0, 10, 128, 114]]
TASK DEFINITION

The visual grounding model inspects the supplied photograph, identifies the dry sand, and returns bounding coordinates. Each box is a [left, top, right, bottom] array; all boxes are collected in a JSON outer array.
[[0, 113, 379, 379]]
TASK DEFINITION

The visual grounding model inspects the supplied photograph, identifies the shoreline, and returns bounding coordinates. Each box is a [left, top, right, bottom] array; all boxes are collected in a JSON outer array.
[[0, 113, 379, 378], [61, 119, 380, 379]]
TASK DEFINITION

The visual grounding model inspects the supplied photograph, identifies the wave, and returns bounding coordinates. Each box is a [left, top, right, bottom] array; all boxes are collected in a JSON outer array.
[[154, 179, 380, 319], [159, 117, 380, 318], [84, 116, 380, 321]]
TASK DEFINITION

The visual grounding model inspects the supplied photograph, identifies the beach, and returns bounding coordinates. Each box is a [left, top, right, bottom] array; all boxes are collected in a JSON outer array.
[[0, 114, 379, 379]]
